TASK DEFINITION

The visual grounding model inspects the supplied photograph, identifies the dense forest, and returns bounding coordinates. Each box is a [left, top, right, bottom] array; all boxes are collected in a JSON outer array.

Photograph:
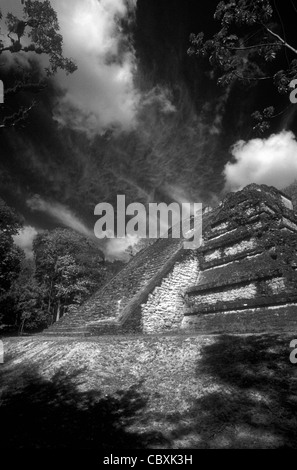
[[0, 198, 123, 334]]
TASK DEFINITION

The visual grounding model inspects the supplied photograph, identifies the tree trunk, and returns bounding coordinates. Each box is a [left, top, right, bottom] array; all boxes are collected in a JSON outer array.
[[48, 279, 53, 313], [19, 317, 25, 336]]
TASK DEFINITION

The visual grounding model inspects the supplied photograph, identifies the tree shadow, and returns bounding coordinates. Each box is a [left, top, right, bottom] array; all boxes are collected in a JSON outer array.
[[167, 334, 297, 448], [0, 357, 168, 449]]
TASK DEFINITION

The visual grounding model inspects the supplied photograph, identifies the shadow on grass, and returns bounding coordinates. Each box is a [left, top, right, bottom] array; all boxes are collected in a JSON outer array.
[[0, 357, 168, 449], [168, 334, 297, 448]]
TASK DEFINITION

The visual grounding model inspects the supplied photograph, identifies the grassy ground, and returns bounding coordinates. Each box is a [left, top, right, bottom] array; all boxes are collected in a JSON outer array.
[[1, 332, 297, 448]]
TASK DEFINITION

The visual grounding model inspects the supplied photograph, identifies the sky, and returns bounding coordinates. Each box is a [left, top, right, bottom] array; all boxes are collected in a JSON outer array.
[[1, 0, 297, 259]]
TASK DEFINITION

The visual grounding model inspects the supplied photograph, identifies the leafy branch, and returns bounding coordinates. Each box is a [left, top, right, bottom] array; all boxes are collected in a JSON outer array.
[[0, 0, 77, 129], [188, 0, 297, 133]]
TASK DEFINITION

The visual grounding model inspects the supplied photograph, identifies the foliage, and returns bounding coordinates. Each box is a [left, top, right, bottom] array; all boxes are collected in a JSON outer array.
[[0, 198, 24, 324], [188, 0, 297, 133], [0, 0, 77, 128], [0, 200, 116, 332], [33, 228, 106, 323], [0, 197, 23, 234], [12, 272, 48, 332], [124, 238, 157, 261]]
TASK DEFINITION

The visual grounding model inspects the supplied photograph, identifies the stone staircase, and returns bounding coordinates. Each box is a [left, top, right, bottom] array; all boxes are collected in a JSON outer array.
[[42, 235, 185, 336]]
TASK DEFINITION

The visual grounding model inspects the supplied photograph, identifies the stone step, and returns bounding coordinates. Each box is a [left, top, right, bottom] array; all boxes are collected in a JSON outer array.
[[182, 304, 297, 334], [184, 292, 297, 315], [196, 252, 278, 289], [42, 237, 184, 336], [199, 247, 262, 270], [39, 212, 211, 337], [42, 331, 87, 337]]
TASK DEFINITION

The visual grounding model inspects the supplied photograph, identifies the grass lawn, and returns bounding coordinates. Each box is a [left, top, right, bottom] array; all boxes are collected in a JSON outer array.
[[1, 332, 297, 448]]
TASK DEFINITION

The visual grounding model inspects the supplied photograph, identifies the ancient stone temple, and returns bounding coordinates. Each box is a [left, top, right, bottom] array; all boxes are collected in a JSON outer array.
[[42, 184, 297, 337]]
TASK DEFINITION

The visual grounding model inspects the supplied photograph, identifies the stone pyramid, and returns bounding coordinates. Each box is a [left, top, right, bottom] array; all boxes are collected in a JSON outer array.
[[42, 184, 297, 337]]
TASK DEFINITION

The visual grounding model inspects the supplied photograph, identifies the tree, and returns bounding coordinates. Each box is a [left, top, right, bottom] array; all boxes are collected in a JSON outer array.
[[0, 0, 77, 128], [0, 197, 23, 235], [188, 0, 297, 133], [0, 198, 23, 296], [33, 229, 106, 323], [0, 198, 24, 325], [124, 238, 156, 261], [10, 259, 47, 334]]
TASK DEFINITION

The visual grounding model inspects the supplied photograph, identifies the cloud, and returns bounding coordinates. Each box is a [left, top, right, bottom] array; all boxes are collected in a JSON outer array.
[[0, 0, 139, 137], [141, 86, 176, 115], [105, 233, 138, 261], [209, 86, 232, 136], [27, 195, 93, 238], [51, 0, 139, 137], [13, 225, 38, 259], [224, 131, 297, 191]]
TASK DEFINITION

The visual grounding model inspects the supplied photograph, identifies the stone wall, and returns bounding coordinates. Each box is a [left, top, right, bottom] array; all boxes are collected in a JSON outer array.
[[204, 238, 257, 262], [182, 184, 297, 333]]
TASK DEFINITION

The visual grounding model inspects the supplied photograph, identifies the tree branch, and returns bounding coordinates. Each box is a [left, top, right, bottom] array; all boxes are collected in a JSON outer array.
[[234, 71, 273, 81], [0, 45, 27, 54], [271, 103, 292, 119], [0, 101, 36, 128], [0, 46, 14, 54], [226, 42, 282, 51], [5, 81, 47, 96], [290, 0, 297, 15], [263, 25, 297, 56]]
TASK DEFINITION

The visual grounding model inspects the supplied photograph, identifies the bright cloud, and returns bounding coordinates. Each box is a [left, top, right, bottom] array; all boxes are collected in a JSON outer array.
[[224, 131, 297, 191], [13, 225, 38, 258], [51, 0, 139, 136], [27, 195, 93, 238], [105, 234, 139, 260]]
